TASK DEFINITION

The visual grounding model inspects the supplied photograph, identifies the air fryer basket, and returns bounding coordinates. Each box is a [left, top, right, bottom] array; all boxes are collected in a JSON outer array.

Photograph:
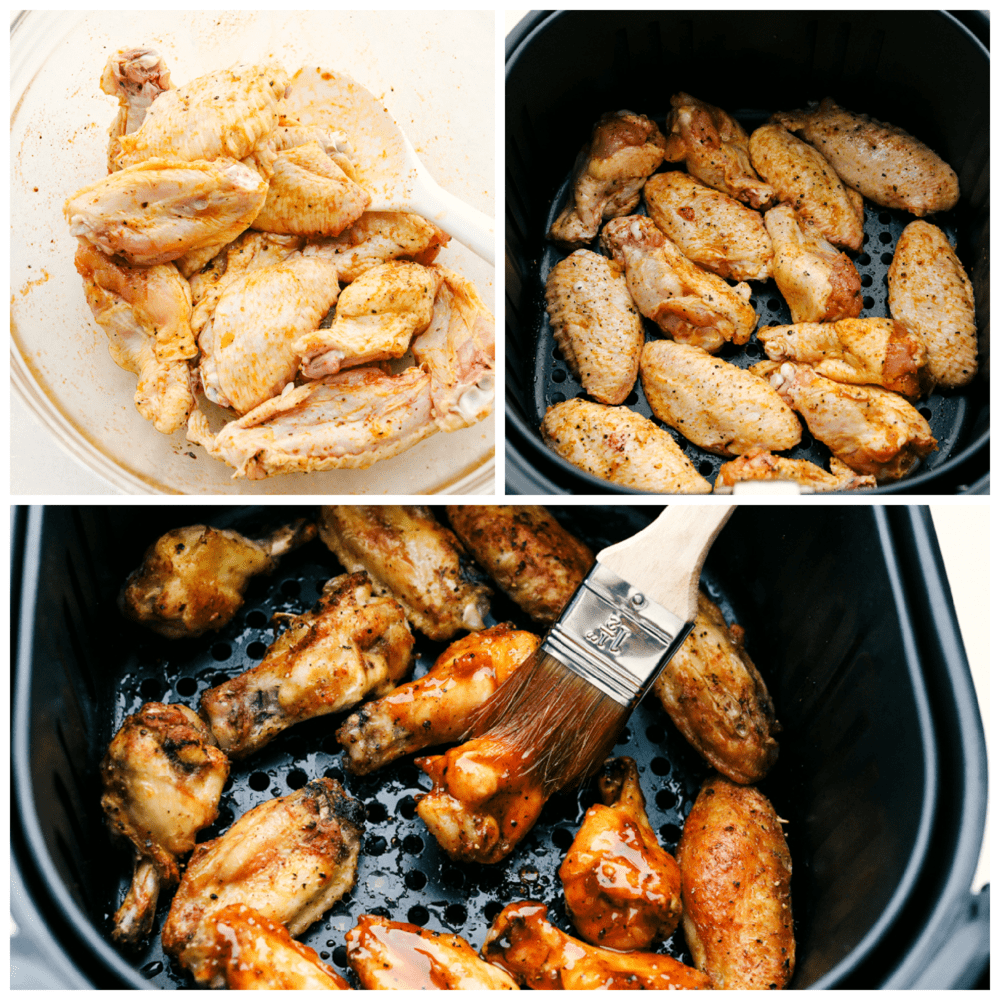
[[505, 11, 990, 494], [12, 505, 988, 988]]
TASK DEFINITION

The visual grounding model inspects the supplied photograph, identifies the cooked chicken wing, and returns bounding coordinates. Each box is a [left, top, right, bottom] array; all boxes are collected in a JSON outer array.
[[774, 98, 959, 216], [445, 505, 594, 624], [101, 703, 229, 947], [346, 915, 518, 990], [888, 220, 977, 388], [548, 111, 669, 248], [101, 48, 173, 172], [677, 776, 794, 989], [120, 520, 315, 639], [758, 360, 937, 481], [764, 204, 862, 324], [544, 249, 644, 404], [644, 171, 773, 281], [482, 902, 712, 989], [337, 623, 539, 775], [601, 216, 757, 353], [560, 757, 682, 951], [664, 92, 775, 210], [200, 572, 414, 758], [715, 448, 876, 492], [540, 398, 712, 494], [641, 340, 802, 456], [749, 122, 864, 251], [162, 778, 364, 988], [318, 505, 491, 642]]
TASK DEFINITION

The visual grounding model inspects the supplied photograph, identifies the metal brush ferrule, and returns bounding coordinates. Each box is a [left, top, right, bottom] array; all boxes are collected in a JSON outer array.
[[541, 562, 692, 709]]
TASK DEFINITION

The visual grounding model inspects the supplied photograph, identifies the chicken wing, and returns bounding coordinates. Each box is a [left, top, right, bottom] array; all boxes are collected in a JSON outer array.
[[445, 505, 594, 624], [548, 111, 669, 248], [200, 572, 414, 758], [663, 92, 775, 209], [318, 505, 491, 642], [162, 778, 364, 988], [481, 902, 712, 990], [100, 47, 173, 172], [888, 220, 977, 388], [601, 216, 757, 353], [676, 776, 794, 989], [544, 249, 644, 405], [640, 340, 802, 456], [644, 171, 773, 281], [119, 520, 315, 639], [764, 204, 862, 324], [337, 623, 540, 775], [540, 398, 712, 494], [560, 757, 682, 951], [774, 98, 959, 216], [101, 703, 229, 947], [749, 122, 864, 250], [346, 915, 518, 990], [715, 448, 876, 492]]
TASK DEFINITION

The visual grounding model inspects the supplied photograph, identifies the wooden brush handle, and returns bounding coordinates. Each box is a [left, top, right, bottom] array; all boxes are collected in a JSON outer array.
[[596, 506, 735, 623]]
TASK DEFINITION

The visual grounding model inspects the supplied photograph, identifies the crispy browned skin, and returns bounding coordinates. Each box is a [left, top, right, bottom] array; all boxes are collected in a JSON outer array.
[[346, 914, 519, 989], [677, 776, 794, 989], [715, 448, 876, 493], [654, 592, 779, 783], [560, 758, 682, 950], [445, 505, 594, 624], [337, 623, 540, 775], [482, 901, 713, 989], [318, 505, 491, 641]]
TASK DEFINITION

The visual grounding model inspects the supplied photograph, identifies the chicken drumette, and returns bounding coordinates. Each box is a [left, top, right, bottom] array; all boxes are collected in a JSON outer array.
[[715, 448, 876, 493], [100, 47, 173, 172]]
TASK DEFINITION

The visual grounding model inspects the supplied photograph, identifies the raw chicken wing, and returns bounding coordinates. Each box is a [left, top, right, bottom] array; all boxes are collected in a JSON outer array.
[[715, 449, 875, 492], [101, 47, 173, 172]]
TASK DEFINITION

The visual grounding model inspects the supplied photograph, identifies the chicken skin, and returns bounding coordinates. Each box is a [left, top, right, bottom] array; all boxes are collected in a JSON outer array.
[[548, 111, 669, 248], [346, 915, 518, 990], [888, 220, 977, 388], [100, 47, 173, 172], [544, 249, 644, 405], [758, 318, 927, 397], [445, 505, 594, 624], [337, 623, 540, 775], [200, 572, 415, 758], [318, 505, 491, 642], [774, 98, 959, 217], [560, 757, 682, 951], [715, 448, 876, 493], [119, 520, 315, 639], [640, 340, 802, 457], [101, 703, 229, 948], [676, 776, 794, 989], [162, 778, 364, 988], [644, 171, 773, 281], [601, 216, 757, 353], [482, 902, 712, 990], [664, 92, 775, 210], [764, 204, 862, 324], [749, 123, 864, 251], [540, 398, 712, 494]]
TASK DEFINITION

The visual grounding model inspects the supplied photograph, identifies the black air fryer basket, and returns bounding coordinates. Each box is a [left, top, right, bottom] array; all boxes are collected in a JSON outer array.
[[11, 505, 988, 988], [505, 10, 990, 494]]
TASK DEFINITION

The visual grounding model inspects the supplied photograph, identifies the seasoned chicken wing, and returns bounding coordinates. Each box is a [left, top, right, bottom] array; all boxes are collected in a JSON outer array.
[[888, 220, 977, 388], [544, 249, 644, 405], [560, 757, 682, 951], [601, 215, 757, 353], [541, 398, 712, 494], [162, 778, 364, 988], [644, 171, 773, 281], [715, 448, 876, 492], [337, 623, 539, 775], [548, 111, 669, 248], [101, 703, 229, 948], [641, 340, 802, 456], [318, 505, 491, 642], [200, 572, 414, 758], [677, 776, 794, 989], [482, 902, 712, 990], [445, 505, 594, 624], [100, 47, 173, 172], [346, 915, 518, 990], [774, 98, 959, 216]]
